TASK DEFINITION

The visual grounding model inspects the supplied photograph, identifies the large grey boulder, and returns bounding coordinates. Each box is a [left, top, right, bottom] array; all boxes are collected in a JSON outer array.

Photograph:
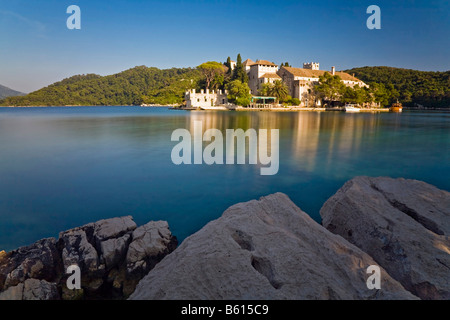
[[320, 176, 450, 300], [126, 221, 178, 274], [58, 216, 138, 293], [59, 216, 137, 275], [94, 216, 137, 243], [101, 234, 131, 270], [130, 193, 416, 300], [59, 225, 103, 291], [120, 221, 178, 296]]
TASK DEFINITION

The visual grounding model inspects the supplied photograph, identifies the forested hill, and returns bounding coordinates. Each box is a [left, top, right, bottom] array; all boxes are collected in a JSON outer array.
[[0, 66, 202, 106], [344, 66, 450, 108], [2, 65, 448, 107]]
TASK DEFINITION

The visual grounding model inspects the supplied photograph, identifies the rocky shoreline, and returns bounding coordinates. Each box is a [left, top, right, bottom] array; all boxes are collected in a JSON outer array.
[[0, 217, 177, 300], [1, 176, 448, 300]]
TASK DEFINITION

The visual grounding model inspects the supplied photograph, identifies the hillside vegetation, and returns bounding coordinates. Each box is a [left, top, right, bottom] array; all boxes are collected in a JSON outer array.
[[0, 66, 202, 106], [1, 65, 448, 108], [344, 66, 450, 108]]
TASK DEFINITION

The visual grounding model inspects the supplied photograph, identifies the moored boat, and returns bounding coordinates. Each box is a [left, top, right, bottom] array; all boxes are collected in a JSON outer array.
[[344, 104, 361, 113], [200, 105, 229, 111], [390, 102, 403, 113]]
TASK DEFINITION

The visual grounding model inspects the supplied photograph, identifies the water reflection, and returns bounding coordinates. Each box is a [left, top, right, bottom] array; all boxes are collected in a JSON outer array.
[[186, 111, 387, 175]]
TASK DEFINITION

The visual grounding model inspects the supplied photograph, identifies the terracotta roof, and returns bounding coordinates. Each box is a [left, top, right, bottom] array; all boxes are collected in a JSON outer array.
[[243, 59, 255, 66], [281, 67, 323, 78], [280, 67, 363, 82], [253, 60, 277, 67], [261, 73, 281, 79], [334, 71, 361, 82]]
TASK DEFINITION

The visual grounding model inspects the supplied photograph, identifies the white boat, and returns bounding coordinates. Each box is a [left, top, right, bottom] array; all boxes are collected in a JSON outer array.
[[344, 104, 361, 112], [199, 105, 229, 111]]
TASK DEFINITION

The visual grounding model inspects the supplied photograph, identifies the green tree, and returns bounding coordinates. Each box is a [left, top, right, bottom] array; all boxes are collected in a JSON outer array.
[[258, 81, 289, 103], [369, 82, 390, 106], [386, 83, 400, 104], [401, 90, 412, 103], [225, 57, 232, 75], [211, 73, 225, 90], [198, 61, 226, 90], [226, 80, 251, 106], [269, 80, 289, 103], [290, 97, 301, 106], [232, 54, 249, 84], [258, 83, 272, 97], [315, 73, 346, 102]]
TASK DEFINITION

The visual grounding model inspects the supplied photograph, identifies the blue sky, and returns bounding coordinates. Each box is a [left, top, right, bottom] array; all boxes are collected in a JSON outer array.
[[1, 0, 449, 93]]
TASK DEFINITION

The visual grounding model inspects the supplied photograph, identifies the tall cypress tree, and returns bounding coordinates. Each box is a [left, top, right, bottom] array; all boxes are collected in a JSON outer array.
[[233, 54, 248, 84], [225, 56, 232, 75]]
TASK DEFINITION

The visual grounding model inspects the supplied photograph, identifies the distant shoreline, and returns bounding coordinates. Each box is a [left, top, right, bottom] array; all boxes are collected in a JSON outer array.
[[1, 105, 449, 111]]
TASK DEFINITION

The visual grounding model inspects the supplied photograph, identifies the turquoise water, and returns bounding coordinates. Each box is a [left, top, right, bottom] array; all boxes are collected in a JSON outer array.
[[0, 107, 449, 251]]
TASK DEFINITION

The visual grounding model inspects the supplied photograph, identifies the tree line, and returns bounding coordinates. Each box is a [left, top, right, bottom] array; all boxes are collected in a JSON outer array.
[[0, 66, 203, 106], [1, 61, 447, 108], [344, 66, 450, 108], [311, 72, 400, 107]]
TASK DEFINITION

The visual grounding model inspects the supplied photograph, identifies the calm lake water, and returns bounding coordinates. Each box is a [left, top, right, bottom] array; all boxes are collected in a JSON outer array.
[[0, 107, 449, 251]]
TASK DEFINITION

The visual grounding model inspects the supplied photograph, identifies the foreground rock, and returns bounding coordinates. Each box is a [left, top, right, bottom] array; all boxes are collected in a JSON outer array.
[[0, 238, 62, 293], [0, 279, 59, 300], [320, 176, 450, 300], [130, 193, 416, 300], [0, 216, 177, 300]]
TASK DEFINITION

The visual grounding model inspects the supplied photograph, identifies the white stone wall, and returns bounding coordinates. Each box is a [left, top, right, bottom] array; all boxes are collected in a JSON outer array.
[[342, 80, 368, 88], [185, 89, 228, 108], [248, 67, 259, 95], [295, 76, 320, 83]]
